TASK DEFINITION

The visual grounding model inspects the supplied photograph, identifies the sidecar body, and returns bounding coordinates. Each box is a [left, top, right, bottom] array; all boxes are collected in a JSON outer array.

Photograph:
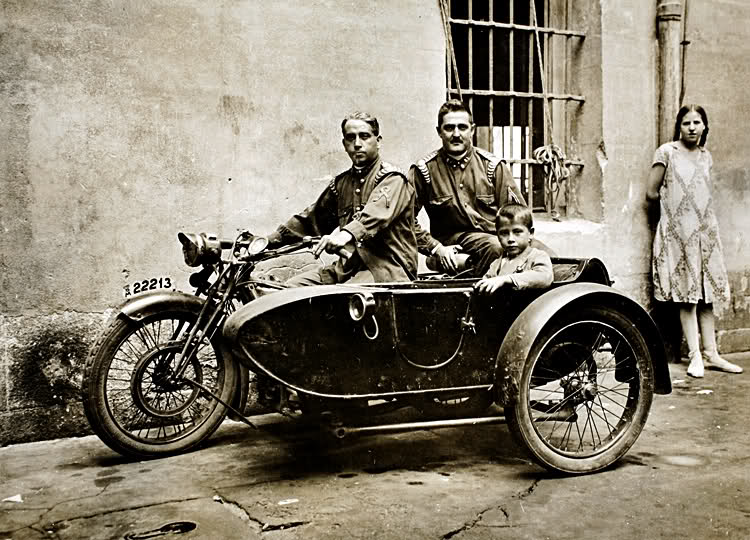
[[223, 257, 672, 474]]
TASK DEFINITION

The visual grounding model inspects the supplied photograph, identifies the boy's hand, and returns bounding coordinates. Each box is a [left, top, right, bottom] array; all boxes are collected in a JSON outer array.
[[473, 276, 511, 295]]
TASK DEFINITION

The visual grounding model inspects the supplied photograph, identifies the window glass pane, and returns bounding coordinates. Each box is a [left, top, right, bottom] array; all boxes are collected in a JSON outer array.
[[450, 23, 470, 90], [473, 0, 490, 21], [493, 30, 510, 91], [472, 28, 490, 90], [450, 1, 468, 19], [513, 0, 530, 25], [493, 0, 510, 23], [514, 34, 531, 93]]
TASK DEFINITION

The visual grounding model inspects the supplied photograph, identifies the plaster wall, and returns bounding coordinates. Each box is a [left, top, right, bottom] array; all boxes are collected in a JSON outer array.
[[0, 0, 444, 444], [2, 0, 749, 445], [679, 0, 750, 350], [539, 0, 658, 306]]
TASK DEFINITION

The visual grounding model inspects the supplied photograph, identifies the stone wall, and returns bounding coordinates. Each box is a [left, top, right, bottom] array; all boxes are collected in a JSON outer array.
[[0, 0, 444, 445]]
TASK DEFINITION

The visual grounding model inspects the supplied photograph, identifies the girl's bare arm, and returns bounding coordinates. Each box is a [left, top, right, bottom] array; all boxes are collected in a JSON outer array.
[[646, 164, 666, 201]]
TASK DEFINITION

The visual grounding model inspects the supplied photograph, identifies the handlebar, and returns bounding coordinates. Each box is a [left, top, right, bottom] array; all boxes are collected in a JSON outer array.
[[261, 236, 350, 260], [179, 230, 353, 268]]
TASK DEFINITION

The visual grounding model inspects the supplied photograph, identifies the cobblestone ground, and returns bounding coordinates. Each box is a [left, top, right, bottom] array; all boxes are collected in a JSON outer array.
[[1, 353, 749, 540]]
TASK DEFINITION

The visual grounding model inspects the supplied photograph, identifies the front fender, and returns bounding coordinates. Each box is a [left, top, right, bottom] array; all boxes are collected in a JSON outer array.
[[494, 283, 672, 406], [118, 290, 206, 322]]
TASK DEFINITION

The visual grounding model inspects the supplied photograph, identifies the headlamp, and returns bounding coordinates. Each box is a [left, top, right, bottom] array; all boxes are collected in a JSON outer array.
[[177, 232, 223, 267]]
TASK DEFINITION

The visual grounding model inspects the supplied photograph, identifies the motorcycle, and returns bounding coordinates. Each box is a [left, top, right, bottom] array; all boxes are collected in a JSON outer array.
[[82, 229, 672, 474]]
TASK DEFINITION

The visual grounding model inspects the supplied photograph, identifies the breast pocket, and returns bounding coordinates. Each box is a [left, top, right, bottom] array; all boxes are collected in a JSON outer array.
[[476, 195, 496, 213]]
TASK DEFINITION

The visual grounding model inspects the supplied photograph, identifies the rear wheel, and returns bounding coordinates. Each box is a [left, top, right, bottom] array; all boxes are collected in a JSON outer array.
[[506, 307, 654, 474], [82, 310, 237, 459]]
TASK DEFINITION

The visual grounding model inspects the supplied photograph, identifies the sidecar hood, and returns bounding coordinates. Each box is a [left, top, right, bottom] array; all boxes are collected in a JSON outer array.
[[223, 284, 386, 339], [221, 281, 497, 398]]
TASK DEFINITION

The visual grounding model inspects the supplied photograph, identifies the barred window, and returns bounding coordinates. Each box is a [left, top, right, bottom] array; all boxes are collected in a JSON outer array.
[[444, 0, 585, 214]]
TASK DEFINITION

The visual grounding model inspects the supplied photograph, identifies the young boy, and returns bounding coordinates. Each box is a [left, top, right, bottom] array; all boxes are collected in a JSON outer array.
[[474, 204, 554, 295]]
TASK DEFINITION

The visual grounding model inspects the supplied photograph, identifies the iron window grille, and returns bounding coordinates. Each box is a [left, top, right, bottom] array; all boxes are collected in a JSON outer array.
[[445, 0, 585, 213]]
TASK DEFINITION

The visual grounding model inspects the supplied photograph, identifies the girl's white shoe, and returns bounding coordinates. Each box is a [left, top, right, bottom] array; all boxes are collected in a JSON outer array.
[[702, 350, 743, 374], [687, 351, 704, 378]]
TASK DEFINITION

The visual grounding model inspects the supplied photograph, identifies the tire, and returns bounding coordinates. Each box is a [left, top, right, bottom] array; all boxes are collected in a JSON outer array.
[[82, 309, 237, 459], [505, 306, 654, 474]]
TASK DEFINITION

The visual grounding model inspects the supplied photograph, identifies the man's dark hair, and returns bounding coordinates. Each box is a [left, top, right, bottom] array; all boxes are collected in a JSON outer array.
[[437, 99, 473, 127], [496, 203, 533, 231], [341, 111, 380, 137], [673, 104, 709, 146]]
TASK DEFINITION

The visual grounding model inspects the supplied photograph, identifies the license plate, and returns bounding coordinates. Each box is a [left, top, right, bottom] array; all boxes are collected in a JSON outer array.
[[123, 276, 173, 298]]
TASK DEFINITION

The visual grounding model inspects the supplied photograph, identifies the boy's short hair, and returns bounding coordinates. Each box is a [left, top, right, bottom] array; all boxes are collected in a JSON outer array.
[[496, 203, 533, 230]]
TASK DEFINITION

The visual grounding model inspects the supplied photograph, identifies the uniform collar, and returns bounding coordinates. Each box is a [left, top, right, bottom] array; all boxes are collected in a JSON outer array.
[[351, 157, 380, 178], [441, 148, 473, 170]]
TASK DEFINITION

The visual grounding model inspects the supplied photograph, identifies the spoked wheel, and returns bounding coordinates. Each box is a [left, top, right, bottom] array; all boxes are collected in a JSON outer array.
[[82, 310, 237, 459], [506, 307, 654, 474]]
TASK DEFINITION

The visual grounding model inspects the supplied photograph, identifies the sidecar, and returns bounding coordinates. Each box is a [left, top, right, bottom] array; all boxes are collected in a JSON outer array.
[[223, 258, 672, 474]]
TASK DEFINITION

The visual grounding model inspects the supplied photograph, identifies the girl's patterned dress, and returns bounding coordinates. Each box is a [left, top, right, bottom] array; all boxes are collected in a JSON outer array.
[[651, 142, 730, 313]]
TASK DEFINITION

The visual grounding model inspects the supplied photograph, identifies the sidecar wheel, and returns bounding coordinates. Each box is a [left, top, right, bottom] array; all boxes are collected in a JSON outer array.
[[505, 306, 654, 474], [82, 310, 237, 459]]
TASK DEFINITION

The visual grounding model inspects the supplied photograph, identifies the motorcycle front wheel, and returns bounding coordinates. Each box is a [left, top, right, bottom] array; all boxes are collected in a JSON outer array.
[[82, 310, 237, 459]]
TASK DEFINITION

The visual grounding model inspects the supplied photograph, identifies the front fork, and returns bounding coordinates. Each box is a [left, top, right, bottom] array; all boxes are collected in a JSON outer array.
[[163, 264, 257, 428]]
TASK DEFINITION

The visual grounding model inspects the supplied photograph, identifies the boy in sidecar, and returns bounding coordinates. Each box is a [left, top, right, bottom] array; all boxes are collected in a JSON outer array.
[[473, 203, 554, 295]]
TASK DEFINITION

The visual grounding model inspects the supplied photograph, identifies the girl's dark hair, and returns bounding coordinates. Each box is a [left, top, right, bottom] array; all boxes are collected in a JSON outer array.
[[673, 104, 709, 146]]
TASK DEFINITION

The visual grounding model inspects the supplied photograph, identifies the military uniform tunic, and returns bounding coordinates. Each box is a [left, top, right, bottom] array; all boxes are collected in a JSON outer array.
[[268, 158, 417, 283], [409, 147, 527, 275]]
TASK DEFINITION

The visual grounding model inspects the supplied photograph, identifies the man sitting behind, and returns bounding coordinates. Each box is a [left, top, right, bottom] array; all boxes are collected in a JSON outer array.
[[410, 99, 552, 277], [474, 204, 554, 295]]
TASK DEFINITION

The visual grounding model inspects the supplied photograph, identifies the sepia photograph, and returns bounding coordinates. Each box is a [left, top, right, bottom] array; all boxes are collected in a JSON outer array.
[[1, 1, 749, 538]]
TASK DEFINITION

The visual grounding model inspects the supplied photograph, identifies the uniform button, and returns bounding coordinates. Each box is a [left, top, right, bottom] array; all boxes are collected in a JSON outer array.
[[459, 183, 463, 188], [355, 188, 361, 193], [360, 178, 365, 183]]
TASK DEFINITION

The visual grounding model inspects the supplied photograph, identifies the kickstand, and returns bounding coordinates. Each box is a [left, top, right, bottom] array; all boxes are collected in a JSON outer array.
[[182, 377, 257, 429]]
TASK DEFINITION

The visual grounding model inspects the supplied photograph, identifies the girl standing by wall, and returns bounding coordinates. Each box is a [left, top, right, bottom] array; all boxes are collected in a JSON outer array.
[[646, 104, 743, 378]]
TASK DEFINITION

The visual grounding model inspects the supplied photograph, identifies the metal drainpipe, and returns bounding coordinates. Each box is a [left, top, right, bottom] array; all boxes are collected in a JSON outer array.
[[656, 0, 683, 144]]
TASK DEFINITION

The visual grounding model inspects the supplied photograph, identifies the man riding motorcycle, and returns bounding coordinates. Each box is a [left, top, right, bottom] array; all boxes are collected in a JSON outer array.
[[266, 112, 417, 285]]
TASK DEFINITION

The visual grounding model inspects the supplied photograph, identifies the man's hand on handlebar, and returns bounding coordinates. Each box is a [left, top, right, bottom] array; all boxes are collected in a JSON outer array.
[[314, 230, 355, 260]]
